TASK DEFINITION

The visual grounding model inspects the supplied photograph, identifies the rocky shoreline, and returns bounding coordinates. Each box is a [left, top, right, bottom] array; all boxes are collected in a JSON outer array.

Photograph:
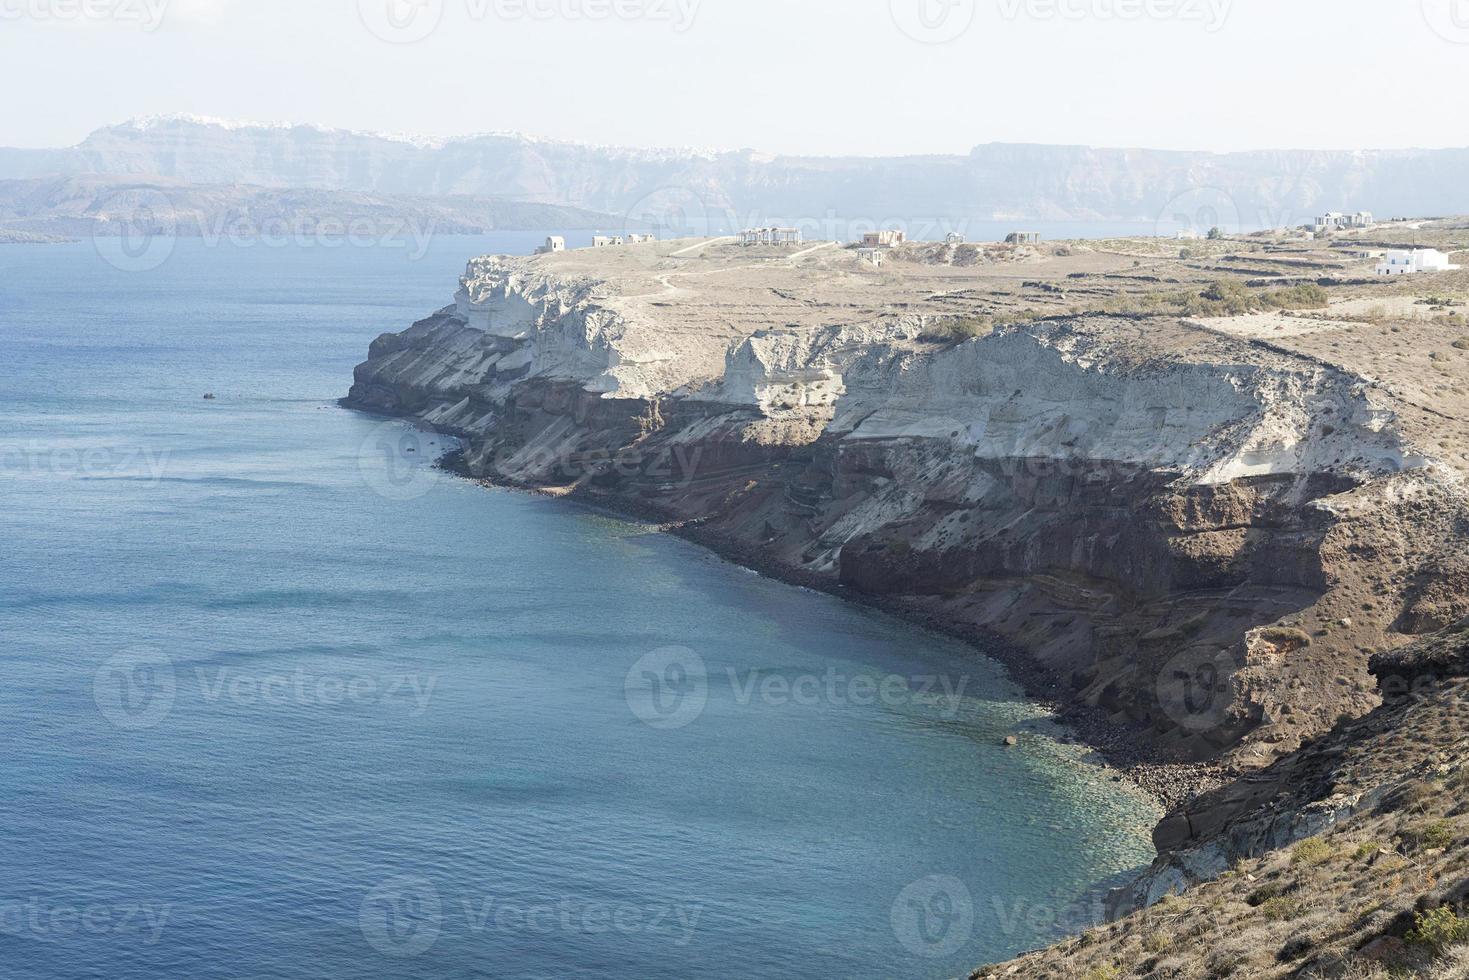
[[426, 444, 1228, 812]]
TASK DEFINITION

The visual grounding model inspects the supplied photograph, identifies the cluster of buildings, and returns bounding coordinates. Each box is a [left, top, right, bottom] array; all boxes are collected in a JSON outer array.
[[1314, 211, 1375, 233], [1005, 231, 1042, 245], [862, 230, 907, 247], [1376, 248, 1462, 276], [591, 234, 657, 247], [534, 233, 658, 255], [740, 227, 803, 246], [850, 228, 995, 267], [856, 229, 907, 267]]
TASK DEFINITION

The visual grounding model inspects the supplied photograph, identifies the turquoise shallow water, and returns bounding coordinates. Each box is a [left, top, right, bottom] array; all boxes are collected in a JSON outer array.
[[0, 236, 1159, 979]]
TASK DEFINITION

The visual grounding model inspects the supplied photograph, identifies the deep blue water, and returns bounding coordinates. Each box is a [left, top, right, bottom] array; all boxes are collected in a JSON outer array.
[[0, 235, 1158, 979]]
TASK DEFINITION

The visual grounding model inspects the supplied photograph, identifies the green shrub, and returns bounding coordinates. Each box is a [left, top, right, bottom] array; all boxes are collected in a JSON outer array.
[[1200, 279, 1254, 312], [1259, 896, 1304, 922], [1247, 883, 1284, 907], [1292, 836, 1335, 867], [1353, 840, 1386, 860], [1261, 283, 1330, 310], [1257, 626, 1313, 649], [947, 316, 993, 339], [1405, 906, 1469, 952], [925, 310, 1048, 343], [1413, 821, 1455, 851]]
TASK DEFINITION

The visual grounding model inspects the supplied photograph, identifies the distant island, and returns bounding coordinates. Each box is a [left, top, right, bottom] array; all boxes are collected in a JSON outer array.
[[0, 174, 630, 243], [0, 228, 75, 244]]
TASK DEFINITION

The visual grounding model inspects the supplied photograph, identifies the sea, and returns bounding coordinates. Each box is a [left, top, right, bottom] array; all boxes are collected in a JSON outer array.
[[0, 231, 1159, 979]]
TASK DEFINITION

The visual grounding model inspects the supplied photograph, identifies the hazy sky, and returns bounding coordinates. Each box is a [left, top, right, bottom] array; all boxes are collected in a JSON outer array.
[[3, 0, 1468, 154]]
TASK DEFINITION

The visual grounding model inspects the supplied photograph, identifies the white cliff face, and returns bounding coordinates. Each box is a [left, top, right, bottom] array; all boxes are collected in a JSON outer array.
[[415, 255, 1444, 489], [450, 257, 719, 400], [706, 315, 1432, 487], [712, 330, 849, 413], [860, 328, 1423, 485]]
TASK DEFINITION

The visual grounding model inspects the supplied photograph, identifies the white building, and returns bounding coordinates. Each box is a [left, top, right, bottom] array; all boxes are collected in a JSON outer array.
[[534, 236, 565, 255], [862, 230, 906, 247], [857, 247, 885, 267], [591, 235, 625, 248], [1005, 231, 1041, 245], [945, 232, 966, 245], [1315, 211, 1375, 233], [626, 233, 657, 244], [740, 227, 802, 246], [1376, 249, 1462, 276]]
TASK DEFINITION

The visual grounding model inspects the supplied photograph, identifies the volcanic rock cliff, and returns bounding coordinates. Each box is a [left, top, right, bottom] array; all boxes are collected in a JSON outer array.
[[346, 234, 1469, 917]]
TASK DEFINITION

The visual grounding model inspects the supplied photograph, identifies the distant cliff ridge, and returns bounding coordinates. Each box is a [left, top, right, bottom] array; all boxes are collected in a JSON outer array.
[[0, 175, 628, 240], [4, 116, 1469, 230]]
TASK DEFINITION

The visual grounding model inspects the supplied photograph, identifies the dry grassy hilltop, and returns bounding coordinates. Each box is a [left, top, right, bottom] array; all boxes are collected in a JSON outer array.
[[346, 220, 1469, 976]]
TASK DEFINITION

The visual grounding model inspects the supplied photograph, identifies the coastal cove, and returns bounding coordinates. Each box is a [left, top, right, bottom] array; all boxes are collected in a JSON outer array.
[[0, 236, 1160, 980]]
